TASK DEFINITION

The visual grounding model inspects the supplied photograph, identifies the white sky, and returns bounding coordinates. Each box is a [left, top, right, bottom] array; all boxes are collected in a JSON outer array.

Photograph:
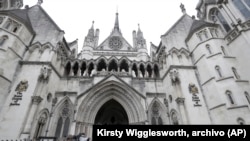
[[24, 0, 199, 50]]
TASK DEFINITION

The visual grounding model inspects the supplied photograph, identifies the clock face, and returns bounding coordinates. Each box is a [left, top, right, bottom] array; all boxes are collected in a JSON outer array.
[[109, 36, 123, 50]]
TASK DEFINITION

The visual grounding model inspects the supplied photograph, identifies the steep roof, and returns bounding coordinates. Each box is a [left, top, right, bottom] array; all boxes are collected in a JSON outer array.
[[0, 8, 35, 34], [161, 14, 192, 37], [196, 0, 217, 10], [98, 12, 133, 51], [186, 19, 217, 41]]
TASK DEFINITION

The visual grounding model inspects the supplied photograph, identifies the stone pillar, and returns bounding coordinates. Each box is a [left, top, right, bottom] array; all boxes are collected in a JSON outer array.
[[175, 97, 188, 124], [23, 96, 43, 134]]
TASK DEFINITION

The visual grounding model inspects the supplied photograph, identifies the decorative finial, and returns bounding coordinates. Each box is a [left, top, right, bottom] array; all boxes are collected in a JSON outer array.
[[180, 3, 186, 14], [91, 21, 95, 29], [37, 0, 43, 5]]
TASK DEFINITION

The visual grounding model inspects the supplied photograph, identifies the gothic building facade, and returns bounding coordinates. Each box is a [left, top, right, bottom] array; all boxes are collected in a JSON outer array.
[[0, 0, 250, 140]]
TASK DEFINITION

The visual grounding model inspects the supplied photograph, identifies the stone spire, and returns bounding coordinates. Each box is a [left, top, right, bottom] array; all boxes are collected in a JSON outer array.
[[136, 24, 146, 48], [137, 24, 144, 39], [81, 21, 99, 59], [87, 21, 95, 37], [83, 21, 98, 48], [135, 24, 148, 61], [112, 12, 122, 34]]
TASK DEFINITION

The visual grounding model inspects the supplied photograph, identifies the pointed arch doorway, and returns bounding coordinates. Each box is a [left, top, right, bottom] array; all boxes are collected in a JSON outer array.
[[94, 99, 129, 125]]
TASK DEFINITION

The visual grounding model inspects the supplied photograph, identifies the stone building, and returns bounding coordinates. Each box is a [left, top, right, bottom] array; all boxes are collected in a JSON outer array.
[[0, 0, 250, 140]]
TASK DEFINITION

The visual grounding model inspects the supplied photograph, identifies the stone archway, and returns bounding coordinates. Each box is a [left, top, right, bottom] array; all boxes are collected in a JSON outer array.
[[76, 79, 147, 136], [94, 99, 128, 125]]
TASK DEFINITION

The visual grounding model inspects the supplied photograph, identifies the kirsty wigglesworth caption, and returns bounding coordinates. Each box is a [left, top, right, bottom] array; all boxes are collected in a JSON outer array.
[[93, 125, 249, 141]]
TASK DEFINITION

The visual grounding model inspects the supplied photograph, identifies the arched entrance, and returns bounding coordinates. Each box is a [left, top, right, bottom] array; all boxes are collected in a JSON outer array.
[[94, 99, 128, 125]]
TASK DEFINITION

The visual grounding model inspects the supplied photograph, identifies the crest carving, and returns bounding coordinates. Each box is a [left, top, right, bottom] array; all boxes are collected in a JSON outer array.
[[188, 83, 198, 95], [15, 80, 28, 93]]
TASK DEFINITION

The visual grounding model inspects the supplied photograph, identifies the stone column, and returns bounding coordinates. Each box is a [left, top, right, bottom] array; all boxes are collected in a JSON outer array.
[[175, 97, 188, 124], [23, 96, 43, 134]]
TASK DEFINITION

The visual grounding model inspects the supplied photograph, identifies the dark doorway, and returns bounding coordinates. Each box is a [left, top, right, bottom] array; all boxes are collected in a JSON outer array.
[[94, 99, 129, 125]]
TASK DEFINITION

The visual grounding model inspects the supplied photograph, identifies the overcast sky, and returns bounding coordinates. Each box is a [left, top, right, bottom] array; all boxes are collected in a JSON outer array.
[[24, 0, 199, 51]]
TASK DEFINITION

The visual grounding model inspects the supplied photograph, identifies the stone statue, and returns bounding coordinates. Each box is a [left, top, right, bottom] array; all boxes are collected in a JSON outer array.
[[39, 66, 52, 81], [189, 83, 199, 95], [132, 70, 136, 77], [145, 71, 149, 78], [15, 80, 29, 93], [138, 71, 143, 78], [180, 3, 186, 14], [170, 69, 180, 85], [37, 0, 43, 5], [90, 69, 96, 77]]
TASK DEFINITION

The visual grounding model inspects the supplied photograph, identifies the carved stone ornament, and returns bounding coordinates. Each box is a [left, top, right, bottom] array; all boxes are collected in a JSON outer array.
[[109, 36, 123, 50], [38, 66, 52, 82], [15, 80, 29, 93], [52, 97, 58, 106], [32, 96, 43, 104], [152, 102, 160, 116], [37, 0, 43, 5], [188, 83, 199, 95], [170, 69, 180, 85], [164, 98, 168, 107]]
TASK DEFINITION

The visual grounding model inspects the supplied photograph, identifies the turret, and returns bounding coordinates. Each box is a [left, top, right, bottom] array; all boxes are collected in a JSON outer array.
[[134, 24, 148, 61], [80, 21, 99, 59], [0, 0, 23, 10]]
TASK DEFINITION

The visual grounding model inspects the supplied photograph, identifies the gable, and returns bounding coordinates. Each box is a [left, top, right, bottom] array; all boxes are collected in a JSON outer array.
[[78, 75, 145, 99], [161, 14, 193, 50], [28, 5, 64, 46]]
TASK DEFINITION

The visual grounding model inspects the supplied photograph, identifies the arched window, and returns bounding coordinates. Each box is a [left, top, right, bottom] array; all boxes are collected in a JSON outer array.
[[139, 64, 145, 78], [81, 62, 87, 76], [0, 0, 3, 9], [62, 117, 70, 137], [147, 65, 153, 78], [64, 62, 71, 76], [34, 113, 47, 139], [151, 102, 163, 125], [88, 62, 94, 76], [221, 46, 227, 56], [232, 67, 240, 79], [55, 117, 63, 138], [171, 111, 179, 125], [120, 60, 129, 72], [4, 19, 11, 29], [226, 90, 235, 105], [245, 91, 250, 104], [215, 66, 222, 78], [108, 60, 118, 72], [232, 0, 250, 19], [206, 44, 212, 55], [55, 101, 71, 138], [72, 62, 79, 76], [13, 26, 18, 33], [210, 8, 231, 32], [0, 35, 8, 46], [237, 118, 245, 125], [154, 64, 160, 78], [132, 63, 138, 77], [97, 59, 107, 71], [47, 93, 52, 102]]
